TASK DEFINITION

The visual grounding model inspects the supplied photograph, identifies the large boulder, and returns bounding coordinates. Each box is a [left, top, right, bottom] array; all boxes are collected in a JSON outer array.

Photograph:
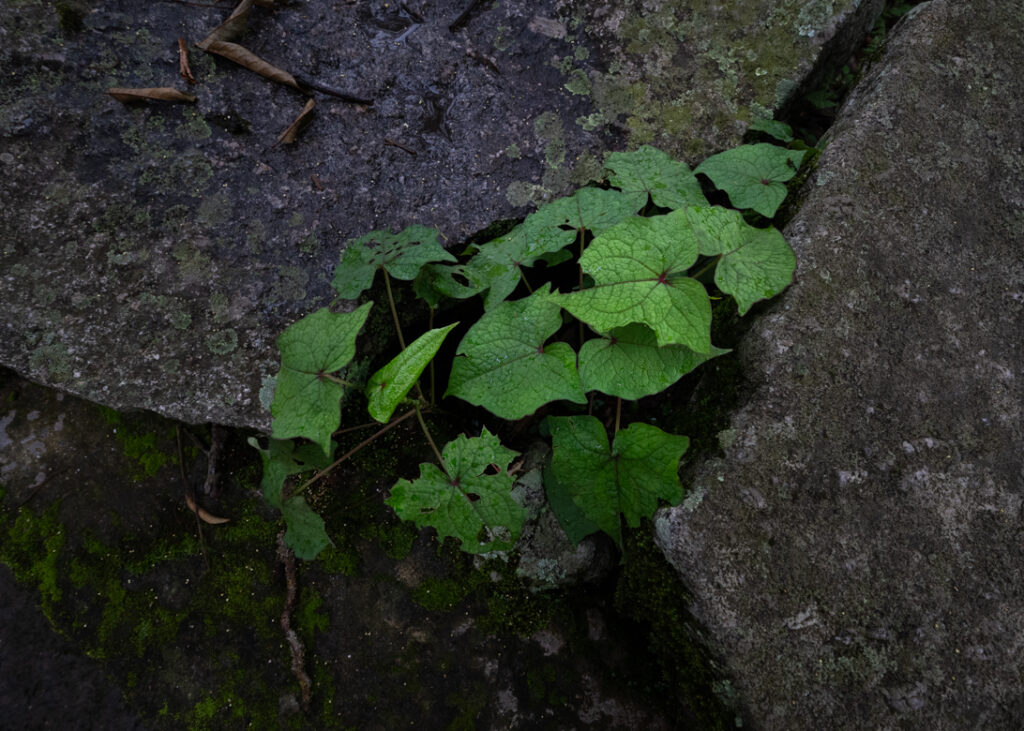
[[656, 1, 1024, 727], [0, 0, 880, 430]]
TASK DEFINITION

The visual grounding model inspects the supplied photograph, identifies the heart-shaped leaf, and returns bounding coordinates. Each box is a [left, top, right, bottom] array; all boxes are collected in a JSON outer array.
[[547, 416, 688, 548], [366, 323, 458, 423], [747, 118, 795, 143], [578, 323, 729, 400], [694, 143, 806, 217], [386, 429, 524, 554], [715, 225, 796, 315], [557, 211, 713, 353], [682, 206, 796, 314], [605, 145, 709, 210], [270, 302, 373, 455], [446, 287, 586, 419], [412, 263, 484, 307], [332, 225, 455, 299]]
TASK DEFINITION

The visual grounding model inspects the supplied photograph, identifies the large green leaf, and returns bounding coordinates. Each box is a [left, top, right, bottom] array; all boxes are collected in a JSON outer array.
[[332, 224, 456, 299], [538, 186, 645, 235], [270, 303, 373, 455], [445, 287, 586, 419], [682, 206, 796, 314], [557, 211, 713, 353], [715, 225, 796, 315], [694, 143, 806, 217], [747, 118, 794, 143], [366, 323, 458, 423], [386, 429, 525, 554], [605, 145, 709, 210], [578, 323, 729, 400], [547, 416, 688, 548]]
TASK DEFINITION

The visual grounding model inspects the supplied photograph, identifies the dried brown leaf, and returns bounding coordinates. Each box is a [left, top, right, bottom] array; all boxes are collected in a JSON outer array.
[[277, 98, 316, 145], [196, 0, 253, 50], [185, 493, 231, 524], [108, 87, 197, 103], [178, 38, 196, 84], [201, 40, 300, 90]]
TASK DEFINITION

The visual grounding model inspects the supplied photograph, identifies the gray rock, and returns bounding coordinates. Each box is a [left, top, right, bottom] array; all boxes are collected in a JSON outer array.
[[0, 0, 879, 430], [655, 1, 1024, 728]]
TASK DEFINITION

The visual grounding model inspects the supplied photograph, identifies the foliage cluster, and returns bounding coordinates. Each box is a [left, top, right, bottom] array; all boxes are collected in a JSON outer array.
[[253, 129, 807, 559]]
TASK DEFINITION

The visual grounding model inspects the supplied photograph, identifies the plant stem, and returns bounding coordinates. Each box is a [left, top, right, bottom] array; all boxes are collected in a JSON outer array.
[[517, 263, 534, 294], [690, 254, 722, 282], [383, 268, 406, 350], [288, 409, 417, 499], [614, 397, 622, 435], [415, 404, 448, 477]]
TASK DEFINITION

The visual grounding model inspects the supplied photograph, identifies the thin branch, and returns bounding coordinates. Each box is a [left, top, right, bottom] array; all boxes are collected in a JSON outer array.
[[277, 531, 312, 709], [287, 409, 417, 499]]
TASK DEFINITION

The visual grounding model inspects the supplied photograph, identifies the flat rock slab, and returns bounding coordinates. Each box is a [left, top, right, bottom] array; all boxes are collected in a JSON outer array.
[[0, 0, 879, 430], [656, 1, 1024, 727]]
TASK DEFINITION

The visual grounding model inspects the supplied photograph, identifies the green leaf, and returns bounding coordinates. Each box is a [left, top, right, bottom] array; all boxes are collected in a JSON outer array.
[[578, 323, 729, 400], [248, 437, 336, 560], [681, 205, 749, 256], [281, 496, 331, 560], [386, 429, 525, 554], [547, 416, 688, 548], [539, 186, 646, 235], [543, 460, 600, 545], [366, 323, 458, 423], [332, 224, 456, 299], [694, 143, 807, 217], [747, 118, 795, 143], [270, 303, 373, 455], [605, 145, 710, 210], [412, 263, 483, 307], [464, 216, 576, 310], [249, 437, 336, 510], [715, 225, 796, 315], [446, 287, 586, 419], [557, 211, 713, 353], [680, 206, 796, 313]]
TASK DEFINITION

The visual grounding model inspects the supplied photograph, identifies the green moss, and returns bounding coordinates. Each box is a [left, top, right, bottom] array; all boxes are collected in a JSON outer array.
[[296, 586, 330, 642], [411, 576, 474, 612], [0, 503, 66, 618]]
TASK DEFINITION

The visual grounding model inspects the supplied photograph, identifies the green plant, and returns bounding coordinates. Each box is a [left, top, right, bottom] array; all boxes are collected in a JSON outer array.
[[252, 139, 807, 559]]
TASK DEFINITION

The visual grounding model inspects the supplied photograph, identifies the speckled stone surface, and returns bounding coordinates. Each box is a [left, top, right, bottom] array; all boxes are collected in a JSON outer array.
[[0, 0, 879, 430], [655, 1, 1024, 727]]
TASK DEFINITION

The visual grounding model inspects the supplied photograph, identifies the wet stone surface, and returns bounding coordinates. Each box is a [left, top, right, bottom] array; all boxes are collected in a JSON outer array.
[[0, 0, 879, 430]]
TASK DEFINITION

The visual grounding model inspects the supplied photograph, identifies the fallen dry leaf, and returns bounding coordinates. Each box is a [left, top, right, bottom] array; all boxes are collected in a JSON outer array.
[[196, 0, 253, 49], [200, 39, 300, 90], [185, 493, 231, 524], [277, 98, 315, 145], [178, 38, 196, 84], [108, 87, 197, 103]]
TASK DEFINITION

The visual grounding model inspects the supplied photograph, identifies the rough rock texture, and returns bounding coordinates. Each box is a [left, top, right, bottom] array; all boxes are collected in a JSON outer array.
[[655, 1, 1024, 728], [0, 0, 880, 431]]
